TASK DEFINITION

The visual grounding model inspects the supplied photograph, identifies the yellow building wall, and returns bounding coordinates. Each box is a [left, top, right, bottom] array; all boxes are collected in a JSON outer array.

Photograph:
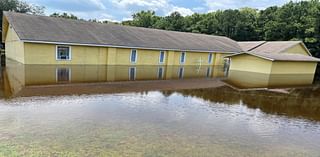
[[112, 48, 164, 65], [283, 44, 310, 56], [24, 43, 108, 65], [214, 53, 229, 65], [270, 61, 317, 74], [22, 42, 227, 65], [4, 60, 26, 96], [229, 54, 273, 74], [171, 51, 215, 65], [226, 70, 315, 89], [226, 70, 270, 89], [5, 25, 25, 63]]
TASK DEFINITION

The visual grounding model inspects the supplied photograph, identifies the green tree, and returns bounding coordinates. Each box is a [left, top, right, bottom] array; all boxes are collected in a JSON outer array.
[[131, 10, 159, 28], [0, 0, 44, 46], [50, 12, 78, 20], [164, 12, 186, 31]]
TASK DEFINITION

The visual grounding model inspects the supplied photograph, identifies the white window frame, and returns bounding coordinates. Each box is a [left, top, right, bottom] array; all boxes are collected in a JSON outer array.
[[208, 53, 213, 64], [180, 52, 186, 64], [56, 45, 72, 61], [128, 67, 136, 81], [130, 49, 138, 63], [55, 67, 71, 83], [159, 51, 165, 64]]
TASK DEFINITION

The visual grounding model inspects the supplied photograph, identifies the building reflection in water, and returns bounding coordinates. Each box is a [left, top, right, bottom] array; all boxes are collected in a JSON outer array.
[[170, 85, 320, 122], [0, 60, 318, 99], [1, 60, 319, 122], [0, 60, 227, 98], [225, 70, 316, 90]]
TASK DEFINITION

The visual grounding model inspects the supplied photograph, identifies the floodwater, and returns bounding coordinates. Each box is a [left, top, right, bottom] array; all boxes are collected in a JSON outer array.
[[0, 61, 319, 157]]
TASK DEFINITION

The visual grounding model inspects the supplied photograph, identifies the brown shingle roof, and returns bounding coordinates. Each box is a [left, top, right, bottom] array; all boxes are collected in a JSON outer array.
[[238, 41, 266, 51], [232, 41, 319, 62], [226, 52, 320, 62], [249, 41, 308, 54], [3, 11, 242, 53]]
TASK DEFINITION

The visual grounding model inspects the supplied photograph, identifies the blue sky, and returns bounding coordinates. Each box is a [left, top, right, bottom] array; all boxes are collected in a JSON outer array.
[[24, 0, 292, 22]]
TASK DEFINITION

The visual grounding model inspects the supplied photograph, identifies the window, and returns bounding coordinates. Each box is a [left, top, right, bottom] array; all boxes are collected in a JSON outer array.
[[180, 52, 186, 64], [56, 67, 71, 83], [208, 53, 213, 64], [206, 67, 212, 78], [129, 67, 136, 81], [130, 49, 137, 63], [159, 51, 165, 63], [56, 46, 71, 60], [158, 67, 164, 79], [178, 67, 184, 79]]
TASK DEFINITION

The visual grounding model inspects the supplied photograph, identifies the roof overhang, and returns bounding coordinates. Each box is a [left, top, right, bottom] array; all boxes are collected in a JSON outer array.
[[225, 52, 320, 62], [22, 39, 240, 54], [224, 52, 275, 61], [2, 14, 9, 43]]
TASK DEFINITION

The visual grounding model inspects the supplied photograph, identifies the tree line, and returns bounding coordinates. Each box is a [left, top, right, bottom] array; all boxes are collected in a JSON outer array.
[[123, 1, 320, 57], [0, 0, 320, 57]]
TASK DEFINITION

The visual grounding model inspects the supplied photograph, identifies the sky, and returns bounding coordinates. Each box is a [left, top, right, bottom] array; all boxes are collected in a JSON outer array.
[[24, 0, 293, 22]]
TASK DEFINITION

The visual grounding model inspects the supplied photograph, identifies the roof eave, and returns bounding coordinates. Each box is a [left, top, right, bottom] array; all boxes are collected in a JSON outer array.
[[22, 39, 241, 53], [224, 52, 275, 61]]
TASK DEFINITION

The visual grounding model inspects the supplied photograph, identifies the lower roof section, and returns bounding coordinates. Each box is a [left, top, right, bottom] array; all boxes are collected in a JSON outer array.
[[225, 52, 320, 62]]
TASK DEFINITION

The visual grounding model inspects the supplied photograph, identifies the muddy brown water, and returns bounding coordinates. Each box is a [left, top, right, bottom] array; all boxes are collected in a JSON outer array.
[[0, 63, 319, 157]]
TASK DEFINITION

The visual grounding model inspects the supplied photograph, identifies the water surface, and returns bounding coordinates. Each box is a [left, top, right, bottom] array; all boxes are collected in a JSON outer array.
[[0, 62, 319, 157]]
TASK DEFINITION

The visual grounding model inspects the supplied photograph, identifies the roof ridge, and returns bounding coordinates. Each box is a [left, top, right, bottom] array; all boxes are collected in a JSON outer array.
[[247, 41, 267, 51]]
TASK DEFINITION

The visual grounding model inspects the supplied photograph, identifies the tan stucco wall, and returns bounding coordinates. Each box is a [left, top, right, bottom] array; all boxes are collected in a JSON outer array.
[[283, 44, 310, 56], [5, 25, 25, 63], [270, 61, 317, 74], [229, 54, 273, 73]]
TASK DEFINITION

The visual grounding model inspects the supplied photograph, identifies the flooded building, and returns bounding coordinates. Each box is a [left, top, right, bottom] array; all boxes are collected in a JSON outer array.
[[2, 11, 242, 65], [226, 41, 320, 79]]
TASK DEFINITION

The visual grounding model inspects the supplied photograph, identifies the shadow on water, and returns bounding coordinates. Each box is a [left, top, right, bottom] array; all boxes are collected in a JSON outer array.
[[170, 85, 320, 122]]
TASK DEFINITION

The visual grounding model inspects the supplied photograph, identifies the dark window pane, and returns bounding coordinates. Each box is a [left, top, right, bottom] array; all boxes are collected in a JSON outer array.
[[131, 50, 137, 62], [178, 67, 184, 79], [57, 68, 70, 83], [159, 51, 165, 63], [208, 53, 213, 63], [129, 67, 136, 81], [158, 67, 164, 79], [57, 46, 70, 60], [180, 52, 185, 63]]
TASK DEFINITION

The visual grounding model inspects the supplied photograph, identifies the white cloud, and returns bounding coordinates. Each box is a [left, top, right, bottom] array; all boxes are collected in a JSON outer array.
[[111, 0, 168, 9], [112, 0, 194, 17], [202, 0, 289, 11], [89, 0, 107, 10], [122, 17, 133, 21], [168, 6, 194, 16]]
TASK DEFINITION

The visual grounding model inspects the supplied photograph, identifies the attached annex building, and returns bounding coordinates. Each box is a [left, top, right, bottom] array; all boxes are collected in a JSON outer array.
[[227, 41, 320, 75], [2, 12, 242, 65]]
